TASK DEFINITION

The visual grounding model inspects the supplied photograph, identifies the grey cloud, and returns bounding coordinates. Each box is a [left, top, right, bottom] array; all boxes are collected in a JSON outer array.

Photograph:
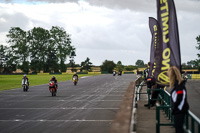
[[27, 0, 79, 3], [86, 0, 156, 12], [3, 0, 200, 13], [1, 0, 78, 3], [0, 0, 158, 12], [0, 12, 29, 32]]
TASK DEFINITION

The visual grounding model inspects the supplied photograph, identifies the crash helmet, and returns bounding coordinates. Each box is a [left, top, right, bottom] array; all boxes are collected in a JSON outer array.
[[52, 76, 55, 80], [24, 74, 26, 77]]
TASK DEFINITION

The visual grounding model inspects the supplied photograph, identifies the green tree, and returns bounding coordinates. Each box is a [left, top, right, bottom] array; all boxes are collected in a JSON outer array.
[[124, 65, 137, 71], [46, 47, 59, 73], [69, 57, 76, 72], [0, 45, 7, 73], [186, 59, 200, 70], [115, 61, 124, 72], [100, 60, 116, 73], [6, 27, 29, 73], [81, 57, 93, 72], [50, 26, 75, 72], [195, 35, 200, 71], [4, 47, 19, 73], [28, 27, 50, 72], [135, 59, 145, 67], [181, 63, 188, 69]]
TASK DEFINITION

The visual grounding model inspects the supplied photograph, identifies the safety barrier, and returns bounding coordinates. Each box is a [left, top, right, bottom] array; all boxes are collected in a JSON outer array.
[[184, 110, 200, 133], [191, 74, 200, 79], [135, 79, 200, 133], [135, 83, 147, 102]]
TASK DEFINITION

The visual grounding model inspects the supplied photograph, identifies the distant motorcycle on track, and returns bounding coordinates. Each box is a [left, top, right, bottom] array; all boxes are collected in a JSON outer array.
[[22, 78, 29, 92], [49, 80, 57, 96], [73, 76, 78, 86]]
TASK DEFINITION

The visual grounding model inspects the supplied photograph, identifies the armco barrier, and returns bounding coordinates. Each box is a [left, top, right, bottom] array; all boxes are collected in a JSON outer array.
[[77, 72, 88, 74], [62, 73, 73, 75], [101, 71, 109, 74], [123, 72, 134, 74], [88, 72, 101, 75], [191, 74, 200, 79], [49, 72, 62, 75], [37, 73, 49, 75]]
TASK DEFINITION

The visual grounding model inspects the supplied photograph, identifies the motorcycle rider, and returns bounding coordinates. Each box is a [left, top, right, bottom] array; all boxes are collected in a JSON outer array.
[[72, 72, 78, 80], [113, 71, 116, 76], [22, 74, 29, 88], [50, 76, 58, 92], [183, 71, 188, 81]]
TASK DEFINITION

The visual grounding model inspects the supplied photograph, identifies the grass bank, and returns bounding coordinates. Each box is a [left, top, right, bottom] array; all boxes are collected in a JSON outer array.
[[0, 74, 99, 91]]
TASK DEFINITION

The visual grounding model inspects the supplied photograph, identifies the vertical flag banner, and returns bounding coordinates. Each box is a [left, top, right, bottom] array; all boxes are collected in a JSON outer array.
[[156, 0, 181, 85], [148, 17, 163, 82]]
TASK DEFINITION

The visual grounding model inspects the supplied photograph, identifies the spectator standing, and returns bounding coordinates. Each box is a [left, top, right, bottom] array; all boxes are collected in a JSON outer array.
[[168, 66, 189, 133], [144, 62, 150, 81]]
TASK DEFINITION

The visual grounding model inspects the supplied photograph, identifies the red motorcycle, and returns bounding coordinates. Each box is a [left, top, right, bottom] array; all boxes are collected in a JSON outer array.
[[49, 80, 57, 96]]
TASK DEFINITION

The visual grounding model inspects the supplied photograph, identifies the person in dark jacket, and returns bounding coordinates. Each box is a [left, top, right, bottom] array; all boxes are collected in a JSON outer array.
[[143, 62, 150, 81], [168, 66, 189, 133], [144, 76, 159, 107], [22, 74, 29, 89], [72, 72, 78, 80], [183, 71, 188, 82]]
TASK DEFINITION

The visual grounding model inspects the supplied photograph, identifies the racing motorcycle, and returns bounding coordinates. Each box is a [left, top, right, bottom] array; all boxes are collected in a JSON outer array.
[[113, 71, 116, 76], [49, 80, 57, 96], [73, 76, 78, 86], [22, 78, 29, 92], [183, 75, 188, 82]]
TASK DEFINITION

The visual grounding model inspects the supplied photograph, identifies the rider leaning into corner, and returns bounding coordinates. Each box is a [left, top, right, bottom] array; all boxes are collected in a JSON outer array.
[[72, 72, 79, 80], [50, 76, 58, 92], [22, 74, 29, 88]]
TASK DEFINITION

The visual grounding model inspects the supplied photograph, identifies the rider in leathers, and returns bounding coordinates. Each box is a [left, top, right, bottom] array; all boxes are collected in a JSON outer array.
[[50, 76, 58, 92]]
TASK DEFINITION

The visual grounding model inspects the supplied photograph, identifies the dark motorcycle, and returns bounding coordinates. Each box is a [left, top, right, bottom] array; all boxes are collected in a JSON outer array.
[[49, 80, 57, 96], [22, 78, 29, 92]]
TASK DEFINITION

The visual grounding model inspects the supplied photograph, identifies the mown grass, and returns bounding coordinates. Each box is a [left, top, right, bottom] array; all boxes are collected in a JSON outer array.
[[0, 74, 99, 91]]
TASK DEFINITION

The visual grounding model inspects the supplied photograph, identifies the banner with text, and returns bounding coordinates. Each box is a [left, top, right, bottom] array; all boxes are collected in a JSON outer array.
[[156, 0, 181, 85], [148, 17, 163, 82]]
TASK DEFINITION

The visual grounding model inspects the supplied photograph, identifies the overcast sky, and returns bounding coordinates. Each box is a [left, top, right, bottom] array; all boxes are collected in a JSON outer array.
[[0, 0, 200, 66]]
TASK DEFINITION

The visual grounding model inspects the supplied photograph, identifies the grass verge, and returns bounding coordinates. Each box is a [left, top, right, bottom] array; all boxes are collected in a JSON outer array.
[[0, 74, 99, 91]]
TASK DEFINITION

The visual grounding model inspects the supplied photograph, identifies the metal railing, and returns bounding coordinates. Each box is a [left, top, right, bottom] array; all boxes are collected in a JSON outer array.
[[155, 88, 200, 133], [134, 79, 200, 133], [184, 110, 200, 133]]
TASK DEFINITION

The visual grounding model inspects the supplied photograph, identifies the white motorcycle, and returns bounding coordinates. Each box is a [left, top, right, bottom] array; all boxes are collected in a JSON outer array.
[[22, 78, 29, 92]]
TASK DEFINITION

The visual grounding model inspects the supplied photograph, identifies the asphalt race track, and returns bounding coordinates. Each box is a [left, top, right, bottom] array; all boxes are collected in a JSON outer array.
[[0, 74, 137, 133], [186, 79, 200, 118]]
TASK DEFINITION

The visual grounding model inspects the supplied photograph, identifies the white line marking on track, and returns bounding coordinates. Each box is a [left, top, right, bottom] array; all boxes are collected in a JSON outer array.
[[0, 95, 124, 97], [0, 119, 113, 122], [1, 100, 122, 102], [80, 76, 90, 79], [0, 107, 119, 110]]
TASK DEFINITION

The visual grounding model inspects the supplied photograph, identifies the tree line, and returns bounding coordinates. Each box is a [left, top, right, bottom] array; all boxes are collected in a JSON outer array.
[[0, 26, 199, 74], [0, 26, 75, 73]]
